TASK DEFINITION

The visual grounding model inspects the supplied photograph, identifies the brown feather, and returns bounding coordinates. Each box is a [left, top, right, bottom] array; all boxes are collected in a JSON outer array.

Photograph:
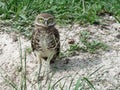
[[31, 26, 60, 61]]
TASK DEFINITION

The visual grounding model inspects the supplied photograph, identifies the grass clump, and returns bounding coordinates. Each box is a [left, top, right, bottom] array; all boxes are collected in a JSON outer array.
[[79, 31, 108, 53], [0, 0, 120, 37], [0, 0, 120, 23], [69, 43, 80, 52], [67, 31, 108, 55], [25, 47, 32, 54]]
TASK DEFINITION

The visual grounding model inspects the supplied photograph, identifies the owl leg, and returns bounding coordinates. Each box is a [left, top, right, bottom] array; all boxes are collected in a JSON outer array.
[[34, 53, 43, 82], [36, 58, 42, 89], [37, 58, 42, 79], [43, 52, 55, 84]]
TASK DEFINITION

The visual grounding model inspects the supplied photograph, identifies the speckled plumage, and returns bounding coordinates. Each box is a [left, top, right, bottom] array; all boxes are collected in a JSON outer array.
[[31, 13, 60, 63]]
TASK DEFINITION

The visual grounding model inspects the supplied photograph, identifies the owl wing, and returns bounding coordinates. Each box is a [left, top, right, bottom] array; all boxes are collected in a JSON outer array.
[[49, 27, 60, 56], [31, 28, 41, 51]]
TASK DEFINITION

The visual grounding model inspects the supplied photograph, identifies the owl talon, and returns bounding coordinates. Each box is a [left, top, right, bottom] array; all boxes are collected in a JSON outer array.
[[50, 60, 55, 64]]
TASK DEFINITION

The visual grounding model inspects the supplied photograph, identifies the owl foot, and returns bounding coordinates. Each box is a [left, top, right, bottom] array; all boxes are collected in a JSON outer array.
[[50, 60, 55, 64]]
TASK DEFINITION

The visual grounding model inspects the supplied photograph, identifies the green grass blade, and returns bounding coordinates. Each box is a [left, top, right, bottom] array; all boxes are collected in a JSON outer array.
[[89, 65, 104, 77], [51, 76, 70, 90], [74, 78, 81, 90], [83, 77, 96, 90], [68, 73, 78, 90], [23, 51, 27, 90]]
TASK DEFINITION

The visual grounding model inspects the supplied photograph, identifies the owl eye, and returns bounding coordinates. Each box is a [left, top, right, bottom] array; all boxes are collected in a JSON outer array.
[[48, 18, 54, 24], [38, 18, 44, 23]]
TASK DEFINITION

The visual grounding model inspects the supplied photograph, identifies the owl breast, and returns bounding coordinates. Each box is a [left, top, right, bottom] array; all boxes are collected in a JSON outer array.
[[35, 31, 57, 59], [39, 33, 56, 50]]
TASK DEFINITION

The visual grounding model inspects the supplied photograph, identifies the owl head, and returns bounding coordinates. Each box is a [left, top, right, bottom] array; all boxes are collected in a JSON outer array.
[[35, 13, 55, 27]]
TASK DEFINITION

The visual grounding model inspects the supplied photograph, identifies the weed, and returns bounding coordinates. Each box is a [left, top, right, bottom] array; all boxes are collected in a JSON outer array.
[[79, 31, 108, 53], [25, 47, 32, 54], [66, 31, 108, 55], [69, 43, 80, 52]]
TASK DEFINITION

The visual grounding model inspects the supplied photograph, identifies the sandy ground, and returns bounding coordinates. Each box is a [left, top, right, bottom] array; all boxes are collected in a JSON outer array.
[[0, 15, 120, 90]]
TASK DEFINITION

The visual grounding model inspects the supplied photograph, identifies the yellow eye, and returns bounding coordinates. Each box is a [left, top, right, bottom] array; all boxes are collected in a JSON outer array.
[[48, 18, 53, 24], [38, 18, 44, 23]]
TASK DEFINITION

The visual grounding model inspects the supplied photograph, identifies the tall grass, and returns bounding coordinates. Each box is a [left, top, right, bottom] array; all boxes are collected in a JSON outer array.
[[0, 0, 120, 23], [0, 0, 120, 37]]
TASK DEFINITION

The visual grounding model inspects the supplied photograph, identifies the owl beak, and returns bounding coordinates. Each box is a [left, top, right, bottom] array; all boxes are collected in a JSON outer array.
[[44, 21, 48, 26]]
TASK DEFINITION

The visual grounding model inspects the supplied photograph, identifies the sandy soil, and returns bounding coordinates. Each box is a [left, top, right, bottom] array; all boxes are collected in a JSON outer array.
[[0, 15, 120, 90]]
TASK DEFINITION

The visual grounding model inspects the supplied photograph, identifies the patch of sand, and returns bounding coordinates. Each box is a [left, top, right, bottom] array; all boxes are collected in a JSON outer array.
[[0, 16, 120, 90]]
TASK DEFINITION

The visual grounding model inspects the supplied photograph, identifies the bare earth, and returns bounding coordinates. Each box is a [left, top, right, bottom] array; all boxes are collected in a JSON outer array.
[[0, 15, 120, 90]]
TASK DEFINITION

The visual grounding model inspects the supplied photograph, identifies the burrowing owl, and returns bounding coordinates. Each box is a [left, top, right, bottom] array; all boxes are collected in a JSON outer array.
[[31, 13, 60, 67]]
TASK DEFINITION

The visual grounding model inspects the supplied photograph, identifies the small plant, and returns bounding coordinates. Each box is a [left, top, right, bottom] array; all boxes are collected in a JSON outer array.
[[25, 47, 32, 54], [69, 43, 80, 52], [62, 43, 80, 57], [74, 77, 96, 90], [79, 31, 108, 53], [66, 31, 108, 55]]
